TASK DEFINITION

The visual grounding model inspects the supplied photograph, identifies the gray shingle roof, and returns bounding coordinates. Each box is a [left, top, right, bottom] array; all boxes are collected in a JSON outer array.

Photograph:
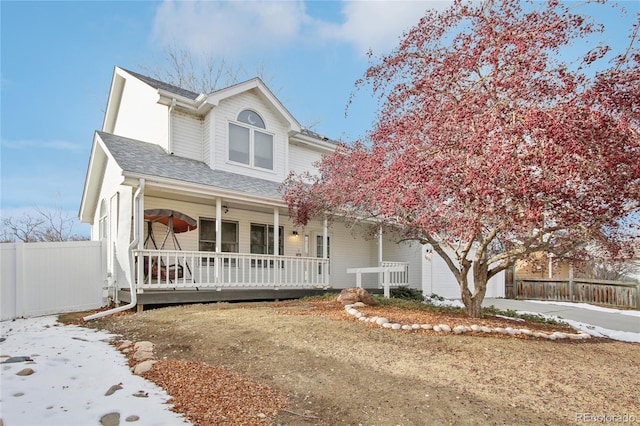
[[120, 68, 201, 101], [97, 131, 282, 199]]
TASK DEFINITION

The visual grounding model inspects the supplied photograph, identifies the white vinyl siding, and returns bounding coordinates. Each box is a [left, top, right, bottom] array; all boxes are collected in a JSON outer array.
[[382, 237, 423, 291], [203, 113, 212, 167], [288, 142, 324, 176], [171, 110, 203, 161], [90, 148, 133, 287], [111, 76, 168, 150], [299, 221, 378, 288], [422, 247, 505, 299], [92, 154, 127, 240]]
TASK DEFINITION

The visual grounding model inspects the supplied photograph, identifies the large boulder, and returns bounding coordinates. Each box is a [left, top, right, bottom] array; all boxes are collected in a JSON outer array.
[[336, 288, 379, 306]]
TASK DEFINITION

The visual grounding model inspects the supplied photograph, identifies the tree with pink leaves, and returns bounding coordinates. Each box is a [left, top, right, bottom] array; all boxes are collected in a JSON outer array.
[[283, 0, 639, 317]]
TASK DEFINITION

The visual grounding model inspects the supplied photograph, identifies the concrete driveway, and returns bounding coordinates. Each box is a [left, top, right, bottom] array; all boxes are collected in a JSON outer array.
[[483, 298, 640, 334]]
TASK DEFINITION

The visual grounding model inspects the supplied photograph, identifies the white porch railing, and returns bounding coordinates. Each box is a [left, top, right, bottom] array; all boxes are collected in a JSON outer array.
[[380, 261, 410, 287], [134, 250, 330, 290], [347, 261, 410, 297]]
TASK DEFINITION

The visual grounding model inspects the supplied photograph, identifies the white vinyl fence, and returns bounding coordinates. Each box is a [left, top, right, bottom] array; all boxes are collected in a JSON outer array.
[[1, 241, 106, 320]]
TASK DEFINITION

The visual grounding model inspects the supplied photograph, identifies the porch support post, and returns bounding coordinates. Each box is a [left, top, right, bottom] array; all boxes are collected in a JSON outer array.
[[215, 198, 222, 285], [378, 225, 383, 265], [323, 218, 328, 260], [323, 217, 328, 285], [215, 198, 222, 252], [273, 208, 279, 256], [273, 208, 280, 288], [137, 185, 145, 251], [378, 225, 383, 287]]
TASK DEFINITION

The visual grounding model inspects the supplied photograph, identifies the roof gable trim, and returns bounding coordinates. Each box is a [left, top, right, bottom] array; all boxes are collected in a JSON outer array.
[[206, 78, 301, 133]]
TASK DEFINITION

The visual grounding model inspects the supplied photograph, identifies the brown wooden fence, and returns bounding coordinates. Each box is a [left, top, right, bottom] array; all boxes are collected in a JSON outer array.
[[512, 278, 640, 309]]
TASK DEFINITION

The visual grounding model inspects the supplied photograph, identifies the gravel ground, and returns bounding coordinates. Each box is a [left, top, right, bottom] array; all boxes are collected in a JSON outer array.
[[67, 299, 640, 426]]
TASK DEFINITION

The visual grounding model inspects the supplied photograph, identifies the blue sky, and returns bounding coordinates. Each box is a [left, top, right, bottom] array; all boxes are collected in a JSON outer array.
[[1, 0, 637, 238]]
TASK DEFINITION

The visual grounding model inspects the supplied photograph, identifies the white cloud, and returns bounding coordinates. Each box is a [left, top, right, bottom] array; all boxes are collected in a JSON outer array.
[[1, 138, 84, 152], [151, 1, 309, 57], [315, 1, 446, 55], [151, 0, 450, 57]]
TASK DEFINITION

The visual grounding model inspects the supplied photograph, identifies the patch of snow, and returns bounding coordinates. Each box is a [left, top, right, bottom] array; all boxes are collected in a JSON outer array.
[[0, 316, 190, 425], [423, 296, 465, 309], [495, 315, 525, 322], [497, 309, 640, 343]]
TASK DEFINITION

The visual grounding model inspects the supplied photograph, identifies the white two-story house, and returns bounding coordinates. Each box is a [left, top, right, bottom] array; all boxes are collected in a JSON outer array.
[[79, 67, 504, 310]]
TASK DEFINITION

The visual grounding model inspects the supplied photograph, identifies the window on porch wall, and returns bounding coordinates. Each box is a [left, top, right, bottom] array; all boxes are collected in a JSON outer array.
[[250, 224, 283, 267], [199, 218, 238, 266]]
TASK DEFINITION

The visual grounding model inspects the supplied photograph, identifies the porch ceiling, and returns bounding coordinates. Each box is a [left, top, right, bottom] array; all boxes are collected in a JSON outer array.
[[143, 186, 288, 216]]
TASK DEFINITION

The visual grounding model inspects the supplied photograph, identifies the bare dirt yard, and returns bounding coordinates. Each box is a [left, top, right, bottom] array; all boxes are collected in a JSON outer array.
[[67, 298, 640, 426]]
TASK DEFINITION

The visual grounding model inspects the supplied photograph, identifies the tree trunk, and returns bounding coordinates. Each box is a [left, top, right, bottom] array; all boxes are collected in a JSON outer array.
[[458, 261, 488, 318], [465, 295, 484, 318]]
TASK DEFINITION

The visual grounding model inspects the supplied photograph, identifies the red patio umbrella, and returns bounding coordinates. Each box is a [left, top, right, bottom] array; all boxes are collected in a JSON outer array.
[[143, 209, 197, 282], [144, 209, 197, 234]]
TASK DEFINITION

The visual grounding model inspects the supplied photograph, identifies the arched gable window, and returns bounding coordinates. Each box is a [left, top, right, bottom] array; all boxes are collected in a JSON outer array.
[[229, 109, 274, 170], [237, 110, 265, 129]]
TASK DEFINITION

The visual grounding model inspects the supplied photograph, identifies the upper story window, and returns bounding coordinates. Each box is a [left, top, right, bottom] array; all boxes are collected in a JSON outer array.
[[229, 109, 274, 170]]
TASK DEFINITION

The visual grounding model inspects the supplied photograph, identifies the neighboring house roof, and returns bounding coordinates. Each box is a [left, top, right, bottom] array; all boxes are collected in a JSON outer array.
[[300, 128, 339, 145], [120, 68, 201, 101], [97, 131, 282, 199]]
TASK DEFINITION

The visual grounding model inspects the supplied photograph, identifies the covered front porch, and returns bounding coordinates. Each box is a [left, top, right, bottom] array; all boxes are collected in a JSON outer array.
[[112, 180, 411, 310]]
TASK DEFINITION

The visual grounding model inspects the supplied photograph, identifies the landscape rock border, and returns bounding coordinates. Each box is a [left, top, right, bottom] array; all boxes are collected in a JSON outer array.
[[115, 340, 158, 375], [344, 302, 592, 340]]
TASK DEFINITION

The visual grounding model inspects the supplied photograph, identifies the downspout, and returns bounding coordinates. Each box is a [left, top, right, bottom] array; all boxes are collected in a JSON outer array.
[[168, 98, 176, 154], [84, 179, 145, 320]]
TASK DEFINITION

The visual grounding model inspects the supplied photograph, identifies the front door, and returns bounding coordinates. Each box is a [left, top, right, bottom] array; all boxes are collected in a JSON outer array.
[[315, 235, 330, 275]]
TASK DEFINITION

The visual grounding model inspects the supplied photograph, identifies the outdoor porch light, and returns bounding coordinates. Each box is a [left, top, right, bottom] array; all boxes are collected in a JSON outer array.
[[292, 230, 299, 236]]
